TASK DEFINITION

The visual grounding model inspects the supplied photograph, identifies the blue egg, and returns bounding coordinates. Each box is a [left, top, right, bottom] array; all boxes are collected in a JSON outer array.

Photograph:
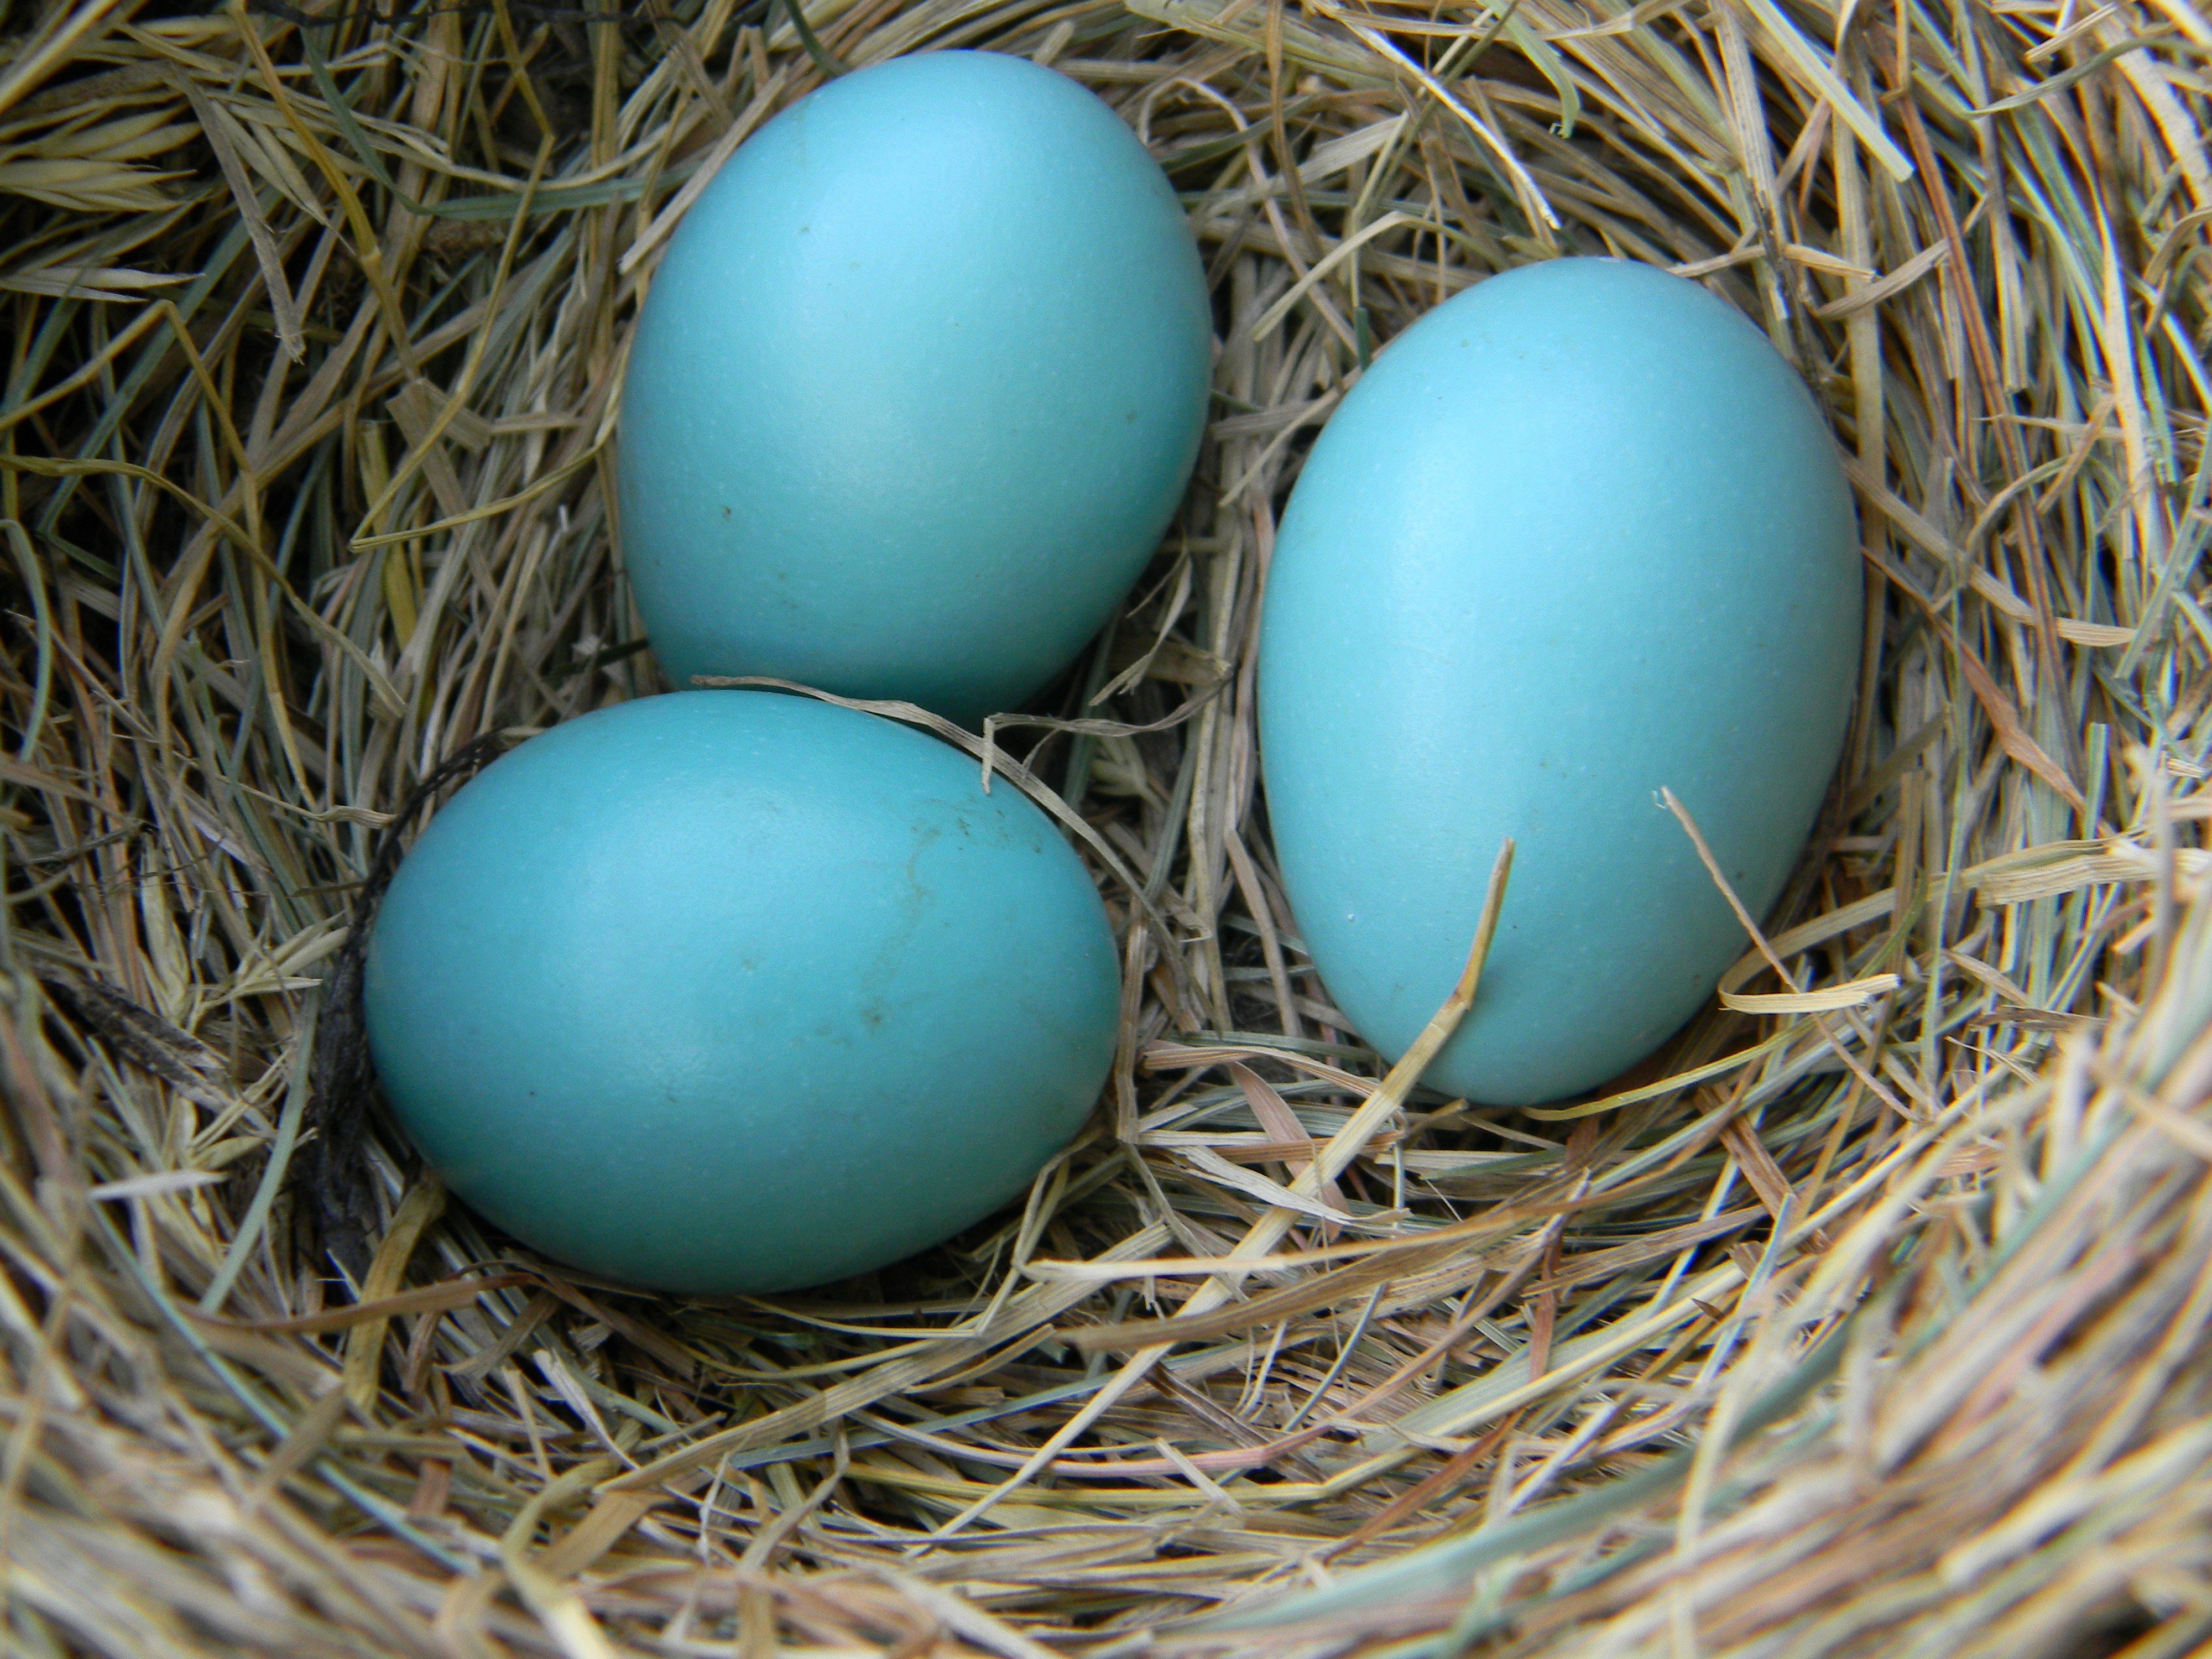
[[1258, 258, 1860, 1106], [363, 691, 1119, 1293], [618, 50, 1212, 727]]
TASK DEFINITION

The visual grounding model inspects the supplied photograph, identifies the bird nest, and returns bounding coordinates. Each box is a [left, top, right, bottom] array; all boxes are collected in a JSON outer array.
[[2, 0, 2209, 1654]]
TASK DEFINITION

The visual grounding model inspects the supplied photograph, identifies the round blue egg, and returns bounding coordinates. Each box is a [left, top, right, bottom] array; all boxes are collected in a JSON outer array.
[[1258, 258, 1860, 1106], [618, 50, 1213, 727], [363, 691, 1120, 1293]]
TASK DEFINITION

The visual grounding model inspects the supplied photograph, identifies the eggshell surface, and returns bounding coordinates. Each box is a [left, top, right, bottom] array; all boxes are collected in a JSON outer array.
[[618, 50, 1212, 727], [363, 691, 1119, 1294], [1258, 258, 1860, 1106]]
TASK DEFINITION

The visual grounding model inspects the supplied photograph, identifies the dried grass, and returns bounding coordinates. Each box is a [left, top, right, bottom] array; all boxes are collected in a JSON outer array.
[[1, 0, 2208, 1653]]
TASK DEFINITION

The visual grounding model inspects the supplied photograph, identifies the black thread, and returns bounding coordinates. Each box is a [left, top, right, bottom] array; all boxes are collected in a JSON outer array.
[[298, 731, 513, 1277]]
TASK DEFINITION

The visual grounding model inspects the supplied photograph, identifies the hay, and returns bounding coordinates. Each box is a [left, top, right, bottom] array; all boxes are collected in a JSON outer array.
[[0, 0, 2206, 1652]]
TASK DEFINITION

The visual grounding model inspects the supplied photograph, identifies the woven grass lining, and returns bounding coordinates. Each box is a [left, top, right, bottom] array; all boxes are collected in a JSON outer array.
[[0, 0, 2208, 1653]]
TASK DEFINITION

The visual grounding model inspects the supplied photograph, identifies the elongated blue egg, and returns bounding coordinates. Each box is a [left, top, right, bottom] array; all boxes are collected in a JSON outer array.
[[618, 50, 1212, 727], [363, 691, 1119, 1293], [1258, 258, 1860, 1105]]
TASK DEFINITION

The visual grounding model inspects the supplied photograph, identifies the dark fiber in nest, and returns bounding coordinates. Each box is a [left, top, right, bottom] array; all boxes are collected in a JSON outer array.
[[298, 730, 512, 1277]]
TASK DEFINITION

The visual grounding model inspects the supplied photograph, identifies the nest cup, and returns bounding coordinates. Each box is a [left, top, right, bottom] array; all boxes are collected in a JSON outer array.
[[2, 0, 2209, 1654]]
